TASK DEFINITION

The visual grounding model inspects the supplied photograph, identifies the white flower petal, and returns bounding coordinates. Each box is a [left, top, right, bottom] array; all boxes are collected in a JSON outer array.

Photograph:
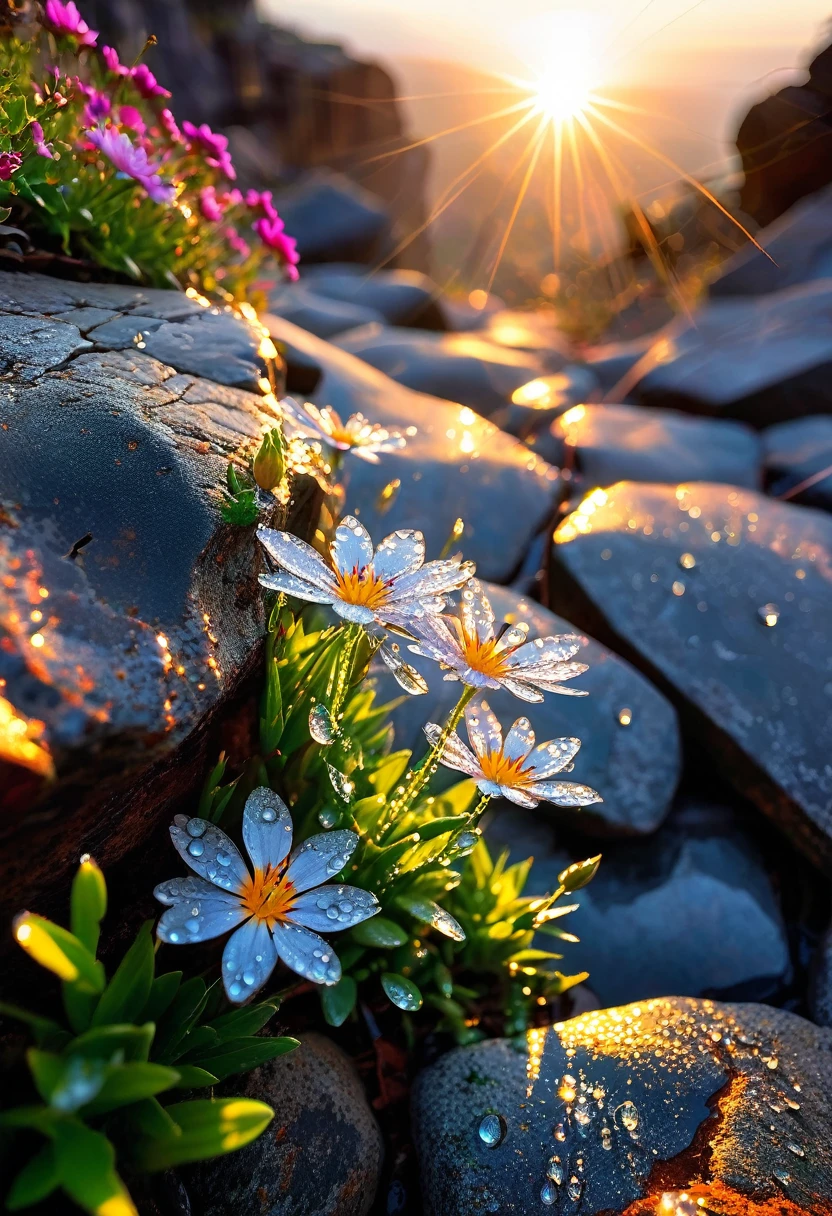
[[503, 634, 584, 670], [526, 737, 582, 779], [285, 830, 359, 893], [373, 529, 425, 581], [332, 600, 377, 625], [460, 579, 495, 644], [476, 777, 503, 799], [531, 661, 590, 689], [499, 784, 539, 808], [392, 560, 474, 604], [503, 716, 536, 762], [288, 884, 379, 932], [529, 779, 602, 806], [499, 677, 546, 703], [351, 446, 380, 463], [271, 921, 341, 985], [155, 877, 246, 946], [424, 723, 483, 777], [242, 787, 294, 873], [257, 527, 336, 593], [222, 918, 278, 1003], [258, 571, 335, 604], [494, 623, 529, 653], [464, 699, 503, 760], [331, 516, 374, 576], [170, 816, 249, 893]]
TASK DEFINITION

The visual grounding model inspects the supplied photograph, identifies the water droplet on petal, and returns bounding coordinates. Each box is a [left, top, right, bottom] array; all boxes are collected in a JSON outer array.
[[318, 807, 338, 829], [327, 763, 354, 803], [546, 1157, 563, 1184], [477, 1113, 506, 1148], [188, 839, 205, 857], [187, 820, 207, 837], [309, 704, 338, 745], [216, 852, 232, 866], [261, 808, 276, 822], [567, 1176, 583, 1202]]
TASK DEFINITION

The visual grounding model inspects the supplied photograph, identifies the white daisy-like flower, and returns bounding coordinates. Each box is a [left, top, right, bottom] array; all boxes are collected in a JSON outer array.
[[281, 397, 406, 463], [154, 787, 379, 1002], [257, 515, 474, 629], [409, 579, 589, 703], [425, 700, 601, 809]]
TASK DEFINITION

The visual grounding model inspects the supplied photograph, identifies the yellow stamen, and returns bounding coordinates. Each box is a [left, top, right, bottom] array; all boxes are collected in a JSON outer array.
[[328, 426, 357, 447], [479, 749, 532, 788], [460, 630, 512, 680], [333, 565, 391, 609], [239, 865, 297, 926]]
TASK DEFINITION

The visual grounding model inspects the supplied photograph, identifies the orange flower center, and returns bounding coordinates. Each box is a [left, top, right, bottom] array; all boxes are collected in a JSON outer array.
[[329, 425, 357, 447], [479, 749, 532, 787], [460, 630, 512, 680], [239, 865, 297, 925], [333, 565, 391, 609]]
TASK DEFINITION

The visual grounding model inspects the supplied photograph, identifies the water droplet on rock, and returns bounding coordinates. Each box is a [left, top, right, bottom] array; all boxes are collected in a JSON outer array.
[[567, 1176, 583, 1202], [540, 1180, 557, 1206], [615, 1100, 639, 1133], [786, 1141, 805, 1158], [546, 1157, 563, 1184], [478, 1114, 506, 1148], [758, 603, 779, 627]]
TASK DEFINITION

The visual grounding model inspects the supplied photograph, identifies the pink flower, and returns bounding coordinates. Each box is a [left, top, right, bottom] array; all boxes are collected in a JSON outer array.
[[221, 188, 244, 208], [225, 227, 250, 258], [0, 151, 23, 181], [83, 88, 111, 125], [254, 215, 300, 280], [199, 185, 224, 222], [43, 0, 98, 47], [182, 120, 236, 181], [159, 109, 182, 143], [130, 63, 170, 100], [87, 126, 175, 204], [245, 189, 278, 221], [101, 45, 127, 75], [119, 105, 145, 135], [30, 121, 54, 159]]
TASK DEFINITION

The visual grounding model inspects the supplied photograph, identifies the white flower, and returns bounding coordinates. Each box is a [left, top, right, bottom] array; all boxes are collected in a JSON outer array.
[[154, 787, 379, 1002], [257, 515, 474, 628], [281, 397, 406, 463], [426, 700, 602, 809], [409, 579, 588, 703]]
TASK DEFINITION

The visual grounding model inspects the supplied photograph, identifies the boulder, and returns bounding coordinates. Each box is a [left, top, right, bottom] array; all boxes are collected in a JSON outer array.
[[268, 284, 386, 340], [297, 264, 448, 330], [536, 403, 762, 489], [413, 998, 832, 1215], [185, 1034, 382, 1216], [550, 481, 832, 872], [265, 314, 562, 584], [711, 185, 832, 298], [584, 335, 654, 398], [486, 795, 791, 1007], [372, 582, 680, 837], [633, 282, 832, 427], [0, 272, 319, 923], [275, 171, 391, 266], [763, 416, 832, 510], [495, 366, 600, 443]]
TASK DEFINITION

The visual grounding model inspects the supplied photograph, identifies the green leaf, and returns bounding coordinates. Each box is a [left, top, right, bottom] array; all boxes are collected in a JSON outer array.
[[176, 1024, 219, 1058], [71, 1023, 154, 1063], [142, 971, 181, 1024], [381, 973, 423, 1011], [83, 1062, 181, 1114], [70, 857, 107, 956], [368, 751, 410, 796], [171, 1065, 218, 1088], [13, 914, 104, 994], [558, 855, 601, 893], [92, 921, 155, 1028], [134, 1098, 274, 1171], [221, 490, 258, 526], [28, 1050, 108, 1111], [3, 96, 30, 134], [6, 1143, 59, 1210], [123, 1096, 182, 1142], [154, 978, 211, 1061], [53, 1119, 137, 1216], [207, 1002, 278, 1041], [351, 916, 407, 948], [416, 815, 470, 842], [0, 1000, 68, 1049], [191, 1036, 298, 1083], [320, 977, 356, 1028]]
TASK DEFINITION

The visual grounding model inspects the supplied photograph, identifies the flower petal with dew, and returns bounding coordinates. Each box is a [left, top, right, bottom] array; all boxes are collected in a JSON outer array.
[[409, 579, 588, 702], [155, 786, 379, 1001], [258, 515, 474, 630], [87, 126, 175, 204], [425, 699, 601, 809], [44, 0, 97, 46], [281, 398, 406, 464]]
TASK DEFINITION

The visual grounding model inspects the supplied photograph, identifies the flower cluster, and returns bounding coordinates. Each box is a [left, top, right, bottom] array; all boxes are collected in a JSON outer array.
[[0, 2, 299, 299]]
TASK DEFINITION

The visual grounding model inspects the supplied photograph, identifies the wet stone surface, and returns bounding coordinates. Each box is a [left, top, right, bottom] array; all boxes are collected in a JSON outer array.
[[268, 282, 386, 339], [551, 482, 832, 871], [293, 263, 448, 330], [185, 1033, 383, 1216], [412, 998, 832, 1215], [763, 415, 832, 510], [266, 314, 561, 584], [372, 582, 680, 836]]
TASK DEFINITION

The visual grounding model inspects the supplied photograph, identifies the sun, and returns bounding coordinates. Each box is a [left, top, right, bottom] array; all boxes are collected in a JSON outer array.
[[527, 10, 601, 123]]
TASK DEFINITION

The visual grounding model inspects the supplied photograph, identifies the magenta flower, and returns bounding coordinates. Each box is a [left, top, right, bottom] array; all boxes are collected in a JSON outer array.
[[101, 45, 127, 75], [30, 121, 54, 159], [158, 109, 182, 143], [254, 215, 300, 280], [182, 120, 236, 181], [225, 227, 251, 258], [87, 126, 175, 204], [83, 89, 111, 125], [130, 63, 170, 100], [119, 105, 145, 135], [43, 0, 97, 47], [245, 189, 279, 221], [0, 152, 23, 181], [199, 185, 224, 222]]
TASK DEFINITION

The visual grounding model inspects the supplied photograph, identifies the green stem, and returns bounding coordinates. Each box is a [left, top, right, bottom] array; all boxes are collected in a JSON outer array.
[[327, 622, 362, 723], [378, 684, 476, 840]]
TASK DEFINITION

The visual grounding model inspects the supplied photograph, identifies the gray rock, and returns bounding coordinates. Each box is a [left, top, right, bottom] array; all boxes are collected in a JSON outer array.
[[275, 171, 391, 265], [86, 314, 165, 349], [480, 310, 572, 365], [53, 306, 121, 332], [413, 998, 832, 1215], [441, 291, 505, 331], [298, 264, 447, 330], [486, 795, 791, 1006], [711, 184, 832, 298], [141, 313, 264, 390], [266, 314, 562, 584], [185, 1034, 382, 1216], [810, 922, 832, 1028], [373, 582, 680, 836], [0, 313, 90, 379], [537, 403, 762, 489], [268, 284, 385, 340], [494, 366, 599, 443], [584, 335, 654, 397], [0, 269, 203, 320], [634, 281, 832, 427], [764, 415, 832, 509], [550, 481, 832, 872]]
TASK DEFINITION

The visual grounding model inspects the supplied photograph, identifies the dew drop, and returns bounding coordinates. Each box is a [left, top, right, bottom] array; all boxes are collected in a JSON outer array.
[[261, 808, 276, 822], [187, 839, 205, 857], [617, 707, 633, 727], [678, 552, 696, 570], [615, 1100, 639, 1133], [184, 918, 200, 934], [216, 851, 232, 866], [477, 1114, 506, 1148], [318, 807, 338, 829], [540, 1180, 557, 1206], [309, 704, 338, 745], [327, 763, 355, 803], [229, 982, 242, 998], [773, 1168, 791, 1188], [786, 1142, 805, 1158], [566, 1176, 583, 1203], [186, 820, 207, 837], [601, 1126, 613, 1151], [553, 1122, 566, 1142], [546, 1157, 563, 1184]]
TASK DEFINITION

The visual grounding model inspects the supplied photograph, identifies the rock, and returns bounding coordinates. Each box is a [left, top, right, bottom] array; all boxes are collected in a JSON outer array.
[[269, 283, 386, 340], [0, 272, 320, 923], [584, 335, 654, 397], [536, 403, 762, 490], [486, 795, 791, 1007], [711, 185, 832, 298], [494, 366, 600, 443], [763, 416, 832, 510], [275, 171, 391, 265], [633, 282, 832, 427], [0, 313, 90, 378], [265, 314, 561, 584], [334, 325, 555, 419], [297, 264, 448, 330], [810, 923, 832, 1028], [185, 1034, 382, 1216], [412, 998, 832, 1215], [372, 581, 680, 836], [441, 291, 505, 331], [550, 481, 832, 872]]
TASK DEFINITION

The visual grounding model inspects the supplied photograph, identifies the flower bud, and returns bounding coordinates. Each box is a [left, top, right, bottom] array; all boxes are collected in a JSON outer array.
[[252, 427, 285, 490]]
